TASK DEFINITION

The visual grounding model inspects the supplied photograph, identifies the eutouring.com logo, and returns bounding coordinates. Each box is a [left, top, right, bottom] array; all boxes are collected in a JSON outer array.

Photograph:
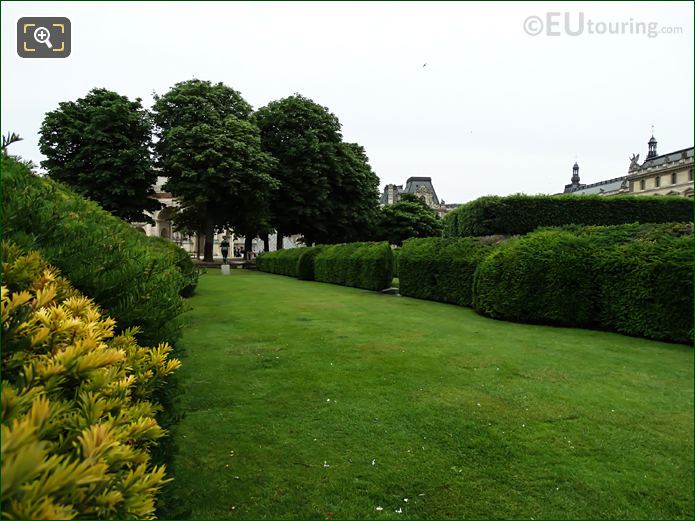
[[523, 12, 684, 38]]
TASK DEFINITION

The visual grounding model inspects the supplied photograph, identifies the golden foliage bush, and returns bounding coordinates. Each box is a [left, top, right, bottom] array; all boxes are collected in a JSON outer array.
[[1, 242, 181, 519]]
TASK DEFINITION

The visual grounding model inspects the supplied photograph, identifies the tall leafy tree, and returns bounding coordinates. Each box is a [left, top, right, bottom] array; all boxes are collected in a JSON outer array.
[[38, 88, 160, 222], [152, 79, 277, 261], [377, 193, 443, 245], [254, 94, 342, 248], [314, 142, 381, 244]]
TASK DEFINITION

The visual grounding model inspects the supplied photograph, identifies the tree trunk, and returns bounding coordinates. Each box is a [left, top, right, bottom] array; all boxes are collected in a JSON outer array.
[[244, 234, 253, 260], [276, 230, 284, 250], [203, 215, 215, 262], [262, 233, 269, 252]]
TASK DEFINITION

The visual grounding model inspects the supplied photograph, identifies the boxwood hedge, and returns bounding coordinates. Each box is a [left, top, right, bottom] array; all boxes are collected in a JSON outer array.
[[1, 156, 190, 345], [472, 223, 693, 343], [314, 242, 392, 291], [149, 236, 200, 297], [443, 194, 693, 237], [392, 248, 401, 278], [400, 237, 495, 306], [472, 231, 598, 326], [595, 236, 693, 344], [256, 247, 307, 277], [297, 246, 324, 281]]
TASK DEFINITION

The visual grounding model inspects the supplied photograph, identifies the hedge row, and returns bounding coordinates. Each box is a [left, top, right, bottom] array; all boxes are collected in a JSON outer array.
[[399, 237, 496, 306], [314, 242, 393, 291], [255, 247, 307, 277], [472, 231, 598, 326], [297, 246, 324, 280], [443, 194, 694, 237], [2, 242, 180, 519], [1, 156, 195, 346], [257, 242, 393, 291], [392, 248, 401, 278], [473, 224, 693, 343], [149, 236, 200, 298], [400, 223, 693, 344]]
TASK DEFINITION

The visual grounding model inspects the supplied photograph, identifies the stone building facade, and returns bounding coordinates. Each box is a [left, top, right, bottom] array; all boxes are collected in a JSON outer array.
[[380, 176, 459, 217], [561, 134, 694, 197], [626, 137, 694, 196], [135, 177, 300, 259]]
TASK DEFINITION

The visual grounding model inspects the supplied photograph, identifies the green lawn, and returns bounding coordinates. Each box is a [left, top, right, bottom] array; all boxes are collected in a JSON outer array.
[[162, 270, 693, 519]]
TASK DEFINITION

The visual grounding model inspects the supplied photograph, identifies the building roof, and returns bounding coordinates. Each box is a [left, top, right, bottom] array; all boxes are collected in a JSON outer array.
[[563, 176, 627, 195], [640, 147, 694, 169], [403, 177, 440, 205]]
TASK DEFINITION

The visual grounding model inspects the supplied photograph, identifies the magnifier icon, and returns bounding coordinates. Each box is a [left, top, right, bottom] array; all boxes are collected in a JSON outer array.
[[33, 26, 53, 49]]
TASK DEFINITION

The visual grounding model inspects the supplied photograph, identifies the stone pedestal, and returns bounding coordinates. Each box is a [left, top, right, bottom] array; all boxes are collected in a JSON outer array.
[[221, 264, 230, 275]]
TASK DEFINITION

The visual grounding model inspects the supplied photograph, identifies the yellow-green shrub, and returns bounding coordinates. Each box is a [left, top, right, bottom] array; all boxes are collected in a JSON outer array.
[[1, 242, 180, 519]]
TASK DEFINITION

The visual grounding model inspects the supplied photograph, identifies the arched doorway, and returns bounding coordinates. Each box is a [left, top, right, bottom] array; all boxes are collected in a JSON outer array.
[[156, 206, 177, 242]]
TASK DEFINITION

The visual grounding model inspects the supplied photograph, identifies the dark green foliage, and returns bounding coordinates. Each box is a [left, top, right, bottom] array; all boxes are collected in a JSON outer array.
[[256, 245, 327, 281], [148, 237, 200, 297], [473, 231, 598, 326], [1, 156, 187, 345], [548, 222, 693, 245], [314, 242, 392, 291], [595, 236, 693, 344], [316, 142, 381, 244], [256, 248, 307, 278], [444, 194, 694, 237], [400, 237, 495, 306], [377, 193, 443, 245], [254, 95, 381, 245], [254, 95, 341, 243], [314, 243, 362, 286], [392, 248, 401, 278], [297, 246, 324, 281], [38, 88, 160, 223], [152, 79, 277, 261], [472, 223, 693, 344]]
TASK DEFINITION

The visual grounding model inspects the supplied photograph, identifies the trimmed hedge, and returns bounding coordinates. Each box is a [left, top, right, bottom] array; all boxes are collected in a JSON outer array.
[[1, 156, 189, 345], [443, 194, 694, 237], [399, 237, 495, 306], [595, 236, 693, 344], [149, 236, 200, 297], [472, 223, 693, 343], [314, 242, 392, 291], [392, 248, 401, 278], [472, 231, 597, 326], [297, 246, 324, 281], [256, 247, 307, 277]]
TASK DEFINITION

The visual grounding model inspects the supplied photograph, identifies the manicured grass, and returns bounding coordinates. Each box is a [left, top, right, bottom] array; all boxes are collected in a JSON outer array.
[[162, 270, 693, 519]]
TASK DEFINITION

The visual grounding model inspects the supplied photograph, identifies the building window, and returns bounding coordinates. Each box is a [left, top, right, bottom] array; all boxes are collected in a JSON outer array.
[[672, 172, 678, 184], [690, 169, 693, 182], [655, 176, 661, 188], [640, 179, 646, 190]]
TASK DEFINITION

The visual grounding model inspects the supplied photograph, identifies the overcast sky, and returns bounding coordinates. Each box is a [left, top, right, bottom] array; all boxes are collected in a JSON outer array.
[[2, 1, 693, 203]]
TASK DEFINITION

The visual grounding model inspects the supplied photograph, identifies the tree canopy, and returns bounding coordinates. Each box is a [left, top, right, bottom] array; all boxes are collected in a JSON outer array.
[[38, 88, 160, 222], [377, 193, 443, 246], [315, 142, 381, 244], [254, 94, 380, 247], [152, 79, 277, 261]]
